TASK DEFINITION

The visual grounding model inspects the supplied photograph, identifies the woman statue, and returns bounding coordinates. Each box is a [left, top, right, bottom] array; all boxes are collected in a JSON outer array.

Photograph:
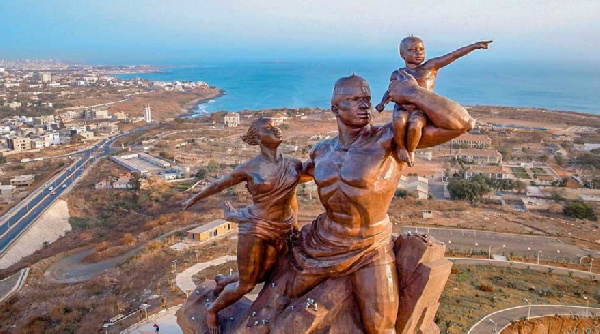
[[182, 117, 303, 334]]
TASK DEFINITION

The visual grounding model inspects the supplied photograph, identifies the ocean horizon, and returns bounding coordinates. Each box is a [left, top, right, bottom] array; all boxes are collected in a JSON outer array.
[[115, 59, 600, 116]]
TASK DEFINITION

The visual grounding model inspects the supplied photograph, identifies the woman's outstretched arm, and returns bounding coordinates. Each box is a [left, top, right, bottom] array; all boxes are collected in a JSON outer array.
[[182, 168, 247, 211]]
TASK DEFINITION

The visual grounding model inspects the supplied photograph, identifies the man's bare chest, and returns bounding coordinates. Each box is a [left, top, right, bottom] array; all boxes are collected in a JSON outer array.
[[313, 146, 396, 189]]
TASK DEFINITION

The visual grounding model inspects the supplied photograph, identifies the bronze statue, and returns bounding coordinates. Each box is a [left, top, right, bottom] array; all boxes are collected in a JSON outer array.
[[178, 72, 475, 334], [182, 117, 303, 334], [375, 36, 491, 166], [263, 72, 475, 333]]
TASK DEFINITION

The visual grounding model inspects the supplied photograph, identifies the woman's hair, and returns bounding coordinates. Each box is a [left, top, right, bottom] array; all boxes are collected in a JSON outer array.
[[242, 117, 270, 146]]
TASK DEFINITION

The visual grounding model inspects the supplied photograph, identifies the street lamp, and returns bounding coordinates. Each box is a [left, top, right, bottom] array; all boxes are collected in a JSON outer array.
[[172, 260, 177, 273], [489, 318, 498, 333], [556, 249, 561, 262], [583, 295, 590, 313], [195, 250, 199, 262], [527, 247, 531, 259], [537, 250, 542, 265], [524, 298, 531, 320], [139, 303, 150, 322], [591, 258, 594, 273]]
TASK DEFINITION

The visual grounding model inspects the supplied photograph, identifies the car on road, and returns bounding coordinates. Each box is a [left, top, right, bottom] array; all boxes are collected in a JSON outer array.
[[48, 186, 54, 191], [50, 191, 56, 195], [62, 184, 67, 189]]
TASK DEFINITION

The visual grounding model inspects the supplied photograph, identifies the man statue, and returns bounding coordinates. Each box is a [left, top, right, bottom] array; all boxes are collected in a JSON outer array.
[[280, 71, 475, 333]]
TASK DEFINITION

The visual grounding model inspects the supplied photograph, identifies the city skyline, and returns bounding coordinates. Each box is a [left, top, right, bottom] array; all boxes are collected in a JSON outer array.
[[1, 0, 599, 65]]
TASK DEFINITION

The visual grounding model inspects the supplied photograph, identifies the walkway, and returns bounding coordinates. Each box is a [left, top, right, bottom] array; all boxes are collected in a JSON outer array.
[[128, 307, 182, 334], [125, 255, 236, 334], [175, 255, 236, 293], [469, 305, 600, 333], [0, 267, 29, 303]]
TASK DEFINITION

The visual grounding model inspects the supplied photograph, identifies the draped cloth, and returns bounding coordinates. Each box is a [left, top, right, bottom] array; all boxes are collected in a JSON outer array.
[[235, 155, 299, 252], [238, 212, 295, 253], [291, 214, 394, 276]]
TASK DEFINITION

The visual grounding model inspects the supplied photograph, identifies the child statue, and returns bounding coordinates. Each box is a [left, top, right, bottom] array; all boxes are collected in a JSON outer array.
[[376, 36, 492, 166]]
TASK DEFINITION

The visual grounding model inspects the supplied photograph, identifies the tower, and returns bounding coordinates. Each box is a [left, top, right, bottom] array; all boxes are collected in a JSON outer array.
[[144, 104, 152, 123]]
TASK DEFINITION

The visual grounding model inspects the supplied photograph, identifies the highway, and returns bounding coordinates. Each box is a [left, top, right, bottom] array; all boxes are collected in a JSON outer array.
[[0, 134, 125, 256]]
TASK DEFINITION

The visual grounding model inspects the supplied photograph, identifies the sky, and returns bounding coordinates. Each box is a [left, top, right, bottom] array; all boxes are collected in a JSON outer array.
[[1, 0, 599, 65]]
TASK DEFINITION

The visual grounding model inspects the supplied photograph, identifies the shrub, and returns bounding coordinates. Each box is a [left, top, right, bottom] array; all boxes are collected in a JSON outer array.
[[478, 284, 494, 292], [563, 202, 597, 220]]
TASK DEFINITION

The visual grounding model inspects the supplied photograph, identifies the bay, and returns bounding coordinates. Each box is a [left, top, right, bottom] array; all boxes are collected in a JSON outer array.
[[115, 59, 600, 115]]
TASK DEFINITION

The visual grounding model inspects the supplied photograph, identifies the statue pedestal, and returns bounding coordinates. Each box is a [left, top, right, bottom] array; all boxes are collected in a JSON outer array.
[[178, 234, 452, 334]]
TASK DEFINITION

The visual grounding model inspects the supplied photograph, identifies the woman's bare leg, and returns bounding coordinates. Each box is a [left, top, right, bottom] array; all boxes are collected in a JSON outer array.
[[214, 244, 278, 294], [206, 235, 267, 334]]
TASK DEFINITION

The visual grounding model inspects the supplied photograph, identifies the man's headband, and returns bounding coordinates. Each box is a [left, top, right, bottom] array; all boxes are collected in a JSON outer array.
[[333, 86, 371, 95]]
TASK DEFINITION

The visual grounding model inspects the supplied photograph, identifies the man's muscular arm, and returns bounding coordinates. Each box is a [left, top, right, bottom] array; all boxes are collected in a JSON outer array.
[[424, 40, 492, 70], [300, 144, 318, 182], [388, 70, 475, 148]]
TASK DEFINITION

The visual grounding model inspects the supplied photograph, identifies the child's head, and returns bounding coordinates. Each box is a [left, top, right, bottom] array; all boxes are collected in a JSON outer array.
[[399, 36, 425, 66]]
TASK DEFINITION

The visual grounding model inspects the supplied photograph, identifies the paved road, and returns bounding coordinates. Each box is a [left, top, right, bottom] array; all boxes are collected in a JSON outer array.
[[402, 226, 600, 262], [44, 224, 199, 283], [0, 137, 114, 255], [0, 128, 149, 258], [450, 258, 597, 279], [469, 305, 600, 333]]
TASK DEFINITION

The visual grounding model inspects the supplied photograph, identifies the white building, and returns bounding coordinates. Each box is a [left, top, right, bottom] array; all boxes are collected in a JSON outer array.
[[223, 113, 240, 127], [397, 175, 429, 199], [40, 73, 51, 83], [0, 185, 15, 203], [44, 132, 61, 146]]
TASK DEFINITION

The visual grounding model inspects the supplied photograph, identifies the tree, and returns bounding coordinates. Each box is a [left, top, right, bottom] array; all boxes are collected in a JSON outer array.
[[554, 152, 567, 167], [195, 168, 208, 180], [447, 178, 491, 201], [128, 173, 142, 190], [514, 180, 527, 193], [394, 189, 408, 198], [0, 155, 5, 164], [563, 202, 597, 220]]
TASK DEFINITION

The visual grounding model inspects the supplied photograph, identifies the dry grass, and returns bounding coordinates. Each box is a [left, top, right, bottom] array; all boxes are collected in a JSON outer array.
[[437, 264, 599, 333]]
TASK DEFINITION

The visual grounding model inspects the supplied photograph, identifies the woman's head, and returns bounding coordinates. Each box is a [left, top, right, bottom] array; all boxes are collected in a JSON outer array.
[[242, 117, 282, 146]]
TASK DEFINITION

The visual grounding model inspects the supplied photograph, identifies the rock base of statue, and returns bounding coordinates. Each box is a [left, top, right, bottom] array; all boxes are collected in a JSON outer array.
[[177, 233, 452, 334]]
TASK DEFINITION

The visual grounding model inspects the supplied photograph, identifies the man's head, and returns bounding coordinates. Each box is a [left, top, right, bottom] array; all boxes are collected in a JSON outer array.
[[331, 74, 372, 127], [399, 36, 425, 66]]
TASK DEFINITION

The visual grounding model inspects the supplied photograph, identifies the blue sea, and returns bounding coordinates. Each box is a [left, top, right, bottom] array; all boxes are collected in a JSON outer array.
[[115, 59, 600, 115]]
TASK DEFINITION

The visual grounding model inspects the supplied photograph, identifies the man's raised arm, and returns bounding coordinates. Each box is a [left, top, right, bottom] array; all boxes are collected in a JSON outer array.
[[388, 70, 476, 148]]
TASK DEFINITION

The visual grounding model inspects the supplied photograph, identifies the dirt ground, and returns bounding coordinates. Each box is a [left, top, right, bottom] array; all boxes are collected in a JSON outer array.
[[502, 315, 600, 334]]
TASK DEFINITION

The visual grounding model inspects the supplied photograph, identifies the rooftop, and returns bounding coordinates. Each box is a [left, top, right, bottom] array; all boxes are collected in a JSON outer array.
[[187, 219, 231, 234]]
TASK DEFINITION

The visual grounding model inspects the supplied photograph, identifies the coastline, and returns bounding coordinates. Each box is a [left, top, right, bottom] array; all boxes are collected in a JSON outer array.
[[179, 88, 226, 118]]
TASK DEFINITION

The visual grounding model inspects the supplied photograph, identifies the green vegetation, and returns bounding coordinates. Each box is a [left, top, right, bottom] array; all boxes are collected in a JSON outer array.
[[510, 166, 531, 179], [447, 175, 525, 201], [554, 152, 567, 167], [576, 152, 600, 169], [563, 202, 597, 220], [394, 189, 408, 198]]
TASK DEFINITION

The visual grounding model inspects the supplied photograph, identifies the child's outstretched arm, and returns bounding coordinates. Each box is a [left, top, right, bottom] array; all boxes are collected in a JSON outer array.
[[424, 40, 492, 70]]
